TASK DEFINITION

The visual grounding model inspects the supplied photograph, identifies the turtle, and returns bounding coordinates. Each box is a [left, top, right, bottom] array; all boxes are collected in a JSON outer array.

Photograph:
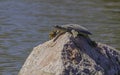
[[49, 24, 97, 47], [49, 24, 92, 41], [55, 24, 91, 36]]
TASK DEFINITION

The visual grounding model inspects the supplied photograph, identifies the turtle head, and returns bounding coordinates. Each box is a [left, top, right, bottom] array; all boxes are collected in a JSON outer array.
[[49, 30, 58, 39], [54, 25, 67, 31], [54, 25, 63, 29]]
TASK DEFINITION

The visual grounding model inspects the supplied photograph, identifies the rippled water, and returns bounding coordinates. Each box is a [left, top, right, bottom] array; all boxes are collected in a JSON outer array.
[[0, 0, 120, 75]]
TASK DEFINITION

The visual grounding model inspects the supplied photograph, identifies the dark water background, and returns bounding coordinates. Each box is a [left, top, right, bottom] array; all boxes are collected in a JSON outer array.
[[0, 0, 120, 75]]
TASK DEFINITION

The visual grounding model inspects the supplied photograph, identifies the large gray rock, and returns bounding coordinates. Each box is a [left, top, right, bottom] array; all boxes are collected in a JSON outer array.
[[18, 32, 120, 75]]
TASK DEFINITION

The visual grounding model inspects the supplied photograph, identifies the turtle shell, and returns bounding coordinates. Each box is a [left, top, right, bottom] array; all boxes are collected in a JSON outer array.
[[55, 24, 92, 35]]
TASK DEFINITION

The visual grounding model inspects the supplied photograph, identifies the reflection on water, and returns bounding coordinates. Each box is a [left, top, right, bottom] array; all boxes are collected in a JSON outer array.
[[0, 0, 120, 75]]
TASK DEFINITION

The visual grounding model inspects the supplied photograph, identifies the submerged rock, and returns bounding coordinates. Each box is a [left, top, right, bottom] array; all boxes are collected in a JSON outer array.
[[19, 32, 120, 75]]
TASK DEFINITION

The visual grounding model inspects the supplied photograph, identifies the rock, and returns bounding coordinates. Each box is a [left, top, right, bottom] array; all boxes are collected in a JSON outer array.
[[18, 32, 120, 75]]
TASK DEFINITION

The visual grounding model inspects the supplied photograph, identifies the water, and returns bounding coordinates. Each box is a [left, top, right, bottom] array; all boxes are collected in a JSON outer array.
[[0, 0, 120, 75]]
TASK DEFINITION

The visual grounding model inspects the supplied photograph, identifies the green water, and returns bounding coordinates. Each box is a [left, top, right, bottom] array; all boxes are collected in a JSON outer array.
[[0, 0, 120, 75]]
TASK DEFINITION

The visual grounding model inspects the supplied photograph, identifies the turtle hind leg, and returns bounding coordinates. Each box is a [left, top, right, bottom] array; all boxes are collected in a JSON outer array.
[[71, 30, 78, 38], [85, 36, 97, 47], [90, 40, 97, 47]]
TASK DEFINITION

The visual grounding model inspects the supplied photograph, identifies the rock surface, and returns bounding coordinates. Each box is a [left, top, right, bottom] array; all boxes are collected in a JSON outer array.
[[18, 32, 120, 75]]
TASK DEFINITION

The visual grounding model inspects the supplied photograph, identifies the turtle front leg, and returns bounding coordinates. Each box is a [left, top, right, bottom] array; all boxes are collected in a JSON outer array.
[[53, 31, 66, 42]]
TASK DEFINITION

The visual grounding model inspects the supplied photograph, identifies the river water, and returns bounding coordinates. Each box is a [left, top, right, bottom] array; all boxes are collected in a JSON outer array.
[[0, 0, 120, 75]]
